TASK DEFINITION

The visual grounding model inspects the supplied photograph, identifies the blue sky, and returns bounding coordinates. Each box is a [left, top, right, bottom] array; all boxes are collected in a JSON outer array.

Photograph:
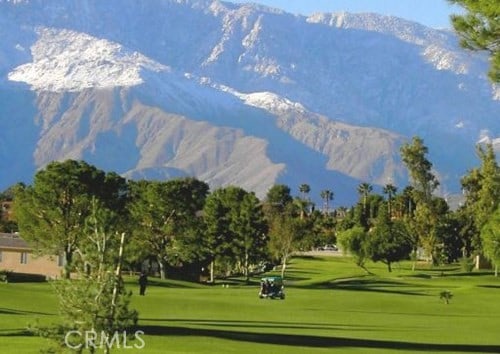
[[227, 0, 464, 29]]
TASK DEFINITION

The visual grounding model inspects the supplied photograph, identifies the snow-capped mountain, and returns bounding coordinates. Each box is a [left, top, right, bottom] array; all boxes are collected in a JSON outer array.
[[0, 0, 498, 205]]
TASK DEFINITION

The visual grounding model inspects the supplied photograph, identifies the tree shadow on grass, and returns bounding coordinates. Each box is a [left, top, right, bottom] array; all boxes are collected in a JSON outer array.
[[400, 273, 432, 279], [440, 271, 494, 277], [0, 329, 33, 337], [136, 324, 500, 353], [140, 318, 385, 332], [0, 307, 54, 316], [285, 269, 323, 275], [477, 285, 500, 289], [292, 255, 325, 261], [145, 280, 204, 289], [277, 275, 310, 282], [296, 278, 430, 296]]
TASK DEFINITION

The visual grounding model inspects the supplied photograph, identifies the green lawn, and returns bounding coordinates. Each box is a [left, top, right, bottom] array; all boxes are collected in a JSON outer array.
[[1, 256, 500, 353]]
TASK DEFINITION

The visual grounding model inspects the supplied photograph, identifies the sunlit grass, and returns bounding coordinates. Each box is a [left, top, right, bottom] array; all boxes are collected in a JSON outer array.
[[1, 256, 500, 353]]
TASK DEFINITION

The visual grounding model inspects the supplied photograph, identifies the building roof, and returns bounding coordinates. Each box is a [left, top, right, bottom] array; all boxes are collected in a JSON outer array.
[[0, 233, 31, 250]]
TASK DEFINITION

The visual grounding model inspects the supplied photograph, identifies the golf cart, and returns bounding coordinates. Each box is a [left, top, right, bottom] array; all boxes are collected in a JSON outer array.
[[259, 276, 285, 299]]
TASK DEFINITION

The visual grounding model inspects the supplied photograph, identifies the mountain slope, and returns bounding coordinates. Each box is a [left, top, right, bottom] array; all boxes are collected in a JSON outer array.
[[0, 0, 498, 204]]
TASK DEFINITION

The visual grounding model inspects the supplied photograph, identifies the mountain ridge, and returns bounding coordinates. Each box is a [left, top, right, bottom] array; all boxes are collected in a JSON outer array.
[[0, 0, 498, 204]]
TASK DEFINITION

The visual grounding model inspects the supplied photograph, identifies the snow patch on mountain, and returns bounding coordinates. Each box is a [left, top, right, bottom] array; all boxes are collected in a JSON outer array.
[[236, 91, 307, 114], [307, 12, 484, 77], [8, 27, 169, 92]]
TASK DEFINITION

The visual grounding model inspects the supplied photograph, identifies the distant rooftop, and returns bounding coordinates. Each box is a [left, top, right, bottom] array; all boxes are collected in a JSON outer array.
[[0, 233, 30, 250]]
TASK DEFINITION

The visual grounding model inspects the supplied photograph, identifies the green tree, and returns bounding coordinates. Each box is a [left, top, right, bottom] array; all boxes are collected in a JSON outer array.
[[337, 226, 369, 272], [449, 0, 500, 82], [203, 188, 231, 282], [309, 211, 336, 249], [320, 189, 334, 214], [294, 197, 310, 220], [14, 160, 128, 278], [0, 186, 17, 233], [437, 212, 464, 263], [32, 199, 137, 354], [383, 183, 398, 217], [231, 192, 268, 281], [357, 182, 373, 225], [262, 184, 295, 228], [366, 207, 412, 272], [481, 207, 500, 276], [268, 214, 305, 278], [299, 183, 311, 199], [297, 183, 312, 219], [394, 186, 416, 218], [460, 144, 500, 253], [266, 184, 293, 209], [204, 186, 267, 281], [470, 144, 499, 227], [400, 137, 442, 265], [400, 137, 439, 203], [357, 182, 373, 217], [128, 178, 209, 279]]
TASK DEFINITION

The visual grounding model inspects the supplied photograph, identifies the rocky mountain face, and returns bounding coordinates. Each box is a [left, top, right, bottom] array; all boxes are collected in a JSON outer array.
[[0, 0, 498, 205]]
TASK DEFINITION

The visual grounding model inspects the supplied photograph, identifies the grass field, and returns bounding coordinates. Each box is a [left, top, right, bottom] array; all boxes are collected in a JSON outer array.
[[1, 255, 500, 353]]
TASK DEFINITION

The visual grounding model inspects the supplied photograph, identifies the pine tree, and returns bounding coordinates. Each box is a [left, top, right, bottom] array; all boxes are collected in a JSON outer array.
[[449, 0, 500, 82]]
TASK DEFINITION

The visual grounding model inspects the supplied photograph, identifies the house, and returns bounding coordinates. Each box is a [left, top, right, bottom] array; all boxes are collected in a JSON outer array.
[[0, 232, 63, 279]]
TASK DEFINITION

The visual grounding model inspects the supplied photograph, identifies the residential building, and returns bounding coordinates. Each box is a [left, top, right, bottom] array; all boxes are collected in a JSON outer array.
[[0, 232, 63, 279]]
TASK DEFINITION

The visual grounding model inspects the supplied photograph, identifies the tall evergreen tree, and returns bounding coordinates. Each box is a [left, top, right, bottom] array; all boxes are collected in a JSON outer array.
[[400, 137, 439, 203], [204, 186, 267, 281], [400, 137, 441, 265], [231, 192, 268, 281], [481, 207, 500, 276], [449, 0, 500, 82], [460, 144, 500, 254]]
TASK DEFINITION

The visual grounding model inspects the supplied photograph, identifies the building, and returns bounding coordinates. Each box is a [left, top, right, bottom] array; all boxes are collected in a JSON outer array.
[[0, 233, 63, 279]]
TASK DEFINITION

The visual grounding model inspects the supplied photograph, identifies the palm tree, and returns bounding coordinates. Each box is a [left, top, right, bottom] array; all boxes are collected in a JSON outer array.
[[299, 183, 311, 199], [320, 189, 334, 214], [383, 184, 397, 217], [357, 182, 373, 217], [298, 183, 311, 218], [336, 206, 348, 218], [294, 198, 309, 220]]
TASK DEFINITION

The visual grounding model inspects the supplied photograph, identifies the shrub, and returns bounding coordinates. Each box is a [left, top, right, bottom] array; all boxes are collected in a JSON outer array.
[[439, 290, 453, 304], [0, 270, 10, 282]]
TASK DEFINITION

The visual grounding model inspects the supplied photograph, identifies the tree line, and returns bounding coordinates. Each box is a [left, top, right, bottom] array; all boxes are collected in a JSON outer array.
[[1, 137, 497, 280]]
